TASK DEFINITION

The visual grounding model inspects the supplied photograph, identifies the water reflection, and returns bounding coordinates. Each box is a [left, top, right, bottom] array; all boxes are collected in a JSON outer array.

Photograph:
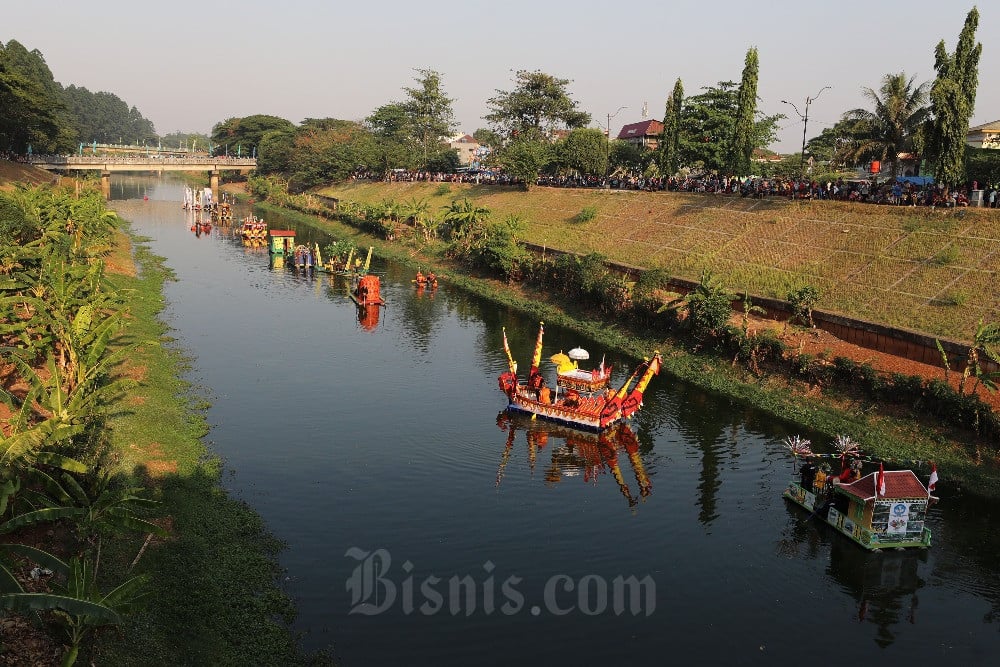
[[495, 412, 651, 509], [356, 303, 382, 332], [776, 505, 926, 648]]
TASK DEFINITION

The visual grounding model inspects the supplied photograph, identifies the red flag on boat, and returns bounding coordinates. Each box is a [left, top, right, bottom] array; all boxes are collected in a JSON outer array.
[[928, 463, 938, 495], [877, 463, 886, 497]]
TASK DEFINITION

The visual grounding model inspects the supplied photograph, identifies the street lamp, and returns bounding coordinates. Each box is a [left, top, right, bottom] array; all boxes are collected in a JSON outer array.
[[781, 86, 831, 176], [604, 106, 628, 185]]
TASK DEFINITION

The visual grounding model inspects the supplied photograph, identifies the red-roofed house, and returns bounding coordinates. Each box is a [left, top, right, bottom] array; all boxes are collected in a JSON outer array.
[[617, 120, 664, 150]]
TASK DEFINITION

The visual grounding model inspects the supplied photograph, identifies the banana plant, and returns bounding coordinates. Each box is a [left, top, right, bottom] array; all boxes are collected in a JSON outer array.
[[2, 469, 167, 576], [0, 556, 150, 667]]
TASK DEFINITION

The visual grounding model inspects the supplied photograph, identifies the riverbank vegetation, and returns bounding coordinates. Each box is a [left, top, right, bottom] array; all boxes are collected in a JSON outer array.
[[0, 184, 313, 664], [245, 175, 1000, 495]]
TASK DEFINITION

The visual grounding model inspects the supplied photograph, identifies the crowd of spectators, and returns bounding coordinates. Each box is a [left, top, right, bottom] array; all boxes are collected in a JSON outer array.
[[351, 168, 525, 186], [351, 167, 997, 208]]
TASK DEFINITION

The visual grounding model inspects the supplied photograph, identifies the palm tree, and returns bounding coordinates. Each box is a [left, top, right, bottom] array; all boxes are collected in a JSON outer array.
[[843, 72, 931, 178]]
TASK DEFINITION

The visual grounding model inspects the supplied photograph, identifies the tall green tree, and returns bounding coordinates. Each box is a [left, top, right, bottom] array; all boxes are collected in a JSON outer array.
[[210, 115, 296, 158], [492, 138, 552, 188], [929, 7, 982, 187], [842, 72, 930, 178], [289, 119, 377, 189], [554, 128, 607, 177], [0, 40, 76, 152], [61, 85, 156, 145], [366, 103, 421, 174], [678, 81, 782, 172], [729, 48, 759, 177], [659, 78, 684, 176], [402, 68, 457, 164], [485, 70, 591, 141]]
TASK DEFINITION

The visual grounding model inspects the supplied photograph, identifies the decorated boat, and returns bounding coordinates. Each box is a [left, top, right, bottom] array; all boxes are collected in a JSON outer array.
[[549, 347, 613, 392], [495, 412, 651, 508], [497, 321, 661, 432], [240, 216, 268, 246], [782, 435, 935, 551], [267, 229, 295, 257], [209, 201, 233, 222], [322, 246, 374, 276], [350, 274, 386, 307]]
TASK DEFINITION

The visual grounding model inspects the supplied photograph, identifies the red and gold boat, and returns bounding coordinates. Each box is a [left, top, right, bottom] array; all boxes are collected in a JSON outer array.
[[497, 322, 661, 432]]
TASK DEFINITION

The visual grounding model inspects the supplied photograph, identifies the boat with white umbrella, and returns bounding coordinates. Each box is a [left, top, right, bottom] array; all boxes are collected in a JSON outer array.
[[550, 346, 613, 393]]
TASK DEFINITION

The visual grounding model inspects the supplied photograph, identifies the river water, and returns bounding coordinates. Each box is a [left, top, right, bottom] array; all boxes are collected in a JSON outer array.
[[110, 176, 1000, 666]]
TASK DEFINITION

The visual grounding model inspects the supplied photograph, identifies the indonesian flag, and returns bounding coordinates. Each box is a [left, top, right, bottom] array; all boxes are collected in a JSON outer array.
[[876, 463, 886, 497], [928, 464, 939, 495]]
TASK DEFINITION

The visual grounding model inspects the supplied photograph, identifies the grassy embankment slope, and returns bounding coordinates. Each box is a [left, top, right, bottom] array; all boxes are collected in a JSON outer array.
[[0, 159, 57, 189], [319, 181, 1000, 343]]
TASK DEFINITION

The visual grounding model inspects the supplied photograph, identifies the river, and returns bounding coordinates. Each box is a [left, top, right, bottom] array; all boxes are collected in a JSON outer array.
[[110, 176, 1000, 666]]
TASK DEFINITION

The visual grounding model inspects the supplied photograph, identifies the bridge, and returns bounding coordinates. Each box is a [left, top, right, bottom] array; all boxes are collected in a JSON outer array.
[[26, 155, 257, 198]]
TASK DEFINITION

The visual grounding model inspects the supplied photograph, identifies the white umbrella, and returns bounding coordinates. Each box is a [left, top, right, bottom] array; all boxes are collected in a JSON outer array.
[[568, 347, 590, 361]]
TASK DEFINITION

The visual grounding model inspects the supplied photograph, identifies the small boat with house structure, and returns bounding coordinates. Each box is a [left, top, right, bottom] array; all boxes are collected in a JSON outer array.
[[782, 436, 934, 550]]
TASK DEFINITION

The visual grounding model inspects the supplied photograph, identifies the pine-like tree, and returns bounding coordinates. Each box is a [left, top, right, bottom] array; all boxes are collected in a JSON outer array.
[[730, 47, 759, 177], [659, 78, 684, 177]]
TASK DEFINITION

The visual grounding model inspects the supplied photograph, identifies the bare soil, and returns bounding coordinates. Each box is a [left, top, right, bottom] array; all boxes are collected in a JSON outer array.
[[753, 314, 1000, 412]]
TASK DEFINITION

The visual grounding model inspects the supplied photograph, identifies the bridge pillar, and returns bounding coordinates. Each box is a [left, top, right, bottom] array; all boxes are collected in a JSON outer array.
[[101, 171, 112, 199], [209, 170, 220, 202]]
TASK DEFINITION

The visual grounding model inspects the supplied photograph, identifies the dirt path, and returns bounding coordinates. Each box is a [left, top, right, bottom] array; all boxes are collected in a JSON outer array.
[[753, 315, 1000, 412]]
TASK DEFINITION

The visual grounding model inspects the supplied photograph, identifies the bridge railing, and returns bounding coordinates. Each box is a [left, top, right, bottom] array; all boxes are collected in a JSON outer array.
[[26, 156, 257, 166]]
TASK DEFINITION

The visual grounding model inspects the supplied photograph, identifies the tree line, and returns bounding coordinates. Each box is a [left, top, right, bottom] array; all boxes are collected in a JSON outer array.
[[215, 8, 987, 191], [0, 39, 158, 153]]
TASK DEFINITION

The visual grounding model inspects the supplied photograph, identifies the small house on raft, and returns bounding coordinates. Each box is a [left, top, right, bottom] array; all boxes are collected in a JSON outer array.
[[784, 470, 932, 550], [268, 229, 296, 257]]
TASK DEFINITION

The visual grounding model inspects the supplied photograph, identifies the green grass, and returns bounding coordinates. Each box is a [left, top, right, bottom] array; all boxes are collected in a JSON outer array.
[[92, 230, 326, 665], [317, 182, 1000, 342]]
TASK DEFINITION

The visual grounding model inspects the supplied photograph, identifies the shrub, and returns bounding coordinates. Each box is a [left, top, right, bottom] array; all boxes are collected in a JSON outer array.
[[683, 269, 735, 341], [573, 205, 598, 223], [787, 285, 821, 327]]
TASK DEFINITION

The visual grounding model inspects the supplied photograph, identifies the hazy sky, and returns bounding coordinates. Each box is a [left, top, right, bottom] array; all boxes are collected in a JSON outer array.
[[4, 1, 996, 153]]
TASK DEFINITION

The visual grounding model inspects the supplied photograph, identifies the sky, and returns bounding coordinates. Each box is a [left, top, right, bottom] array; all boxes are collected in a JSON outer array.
[[4, 0, 997, 153]]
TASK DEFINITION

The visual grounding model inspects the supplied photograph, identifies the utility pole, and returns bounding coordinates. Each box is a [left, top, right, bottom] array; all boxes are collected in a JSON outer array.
[[604, 106, 628, 186], [781, 86, 831, 176]]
